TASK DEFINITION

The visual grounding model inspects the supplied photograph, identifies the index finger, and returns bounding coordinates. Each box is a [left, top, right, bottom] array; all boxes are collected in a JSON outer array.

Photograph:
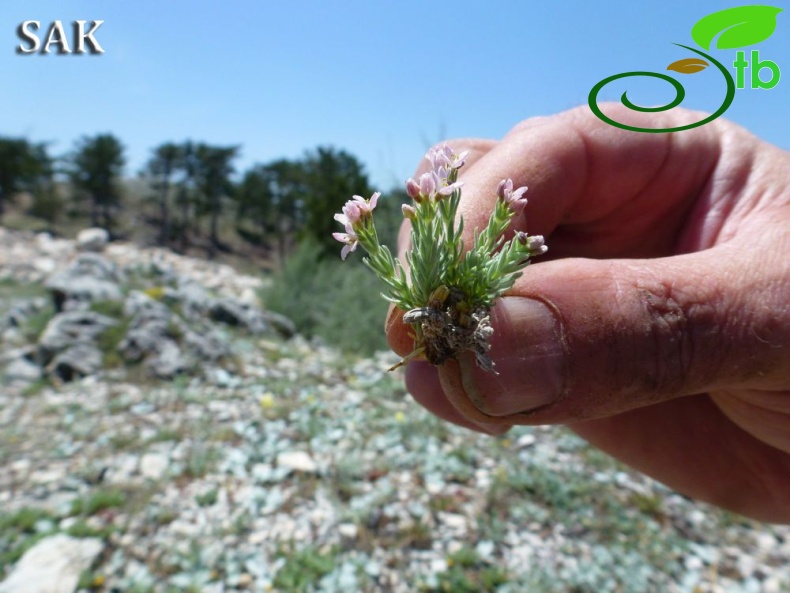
[[453, 104, 722, 260]]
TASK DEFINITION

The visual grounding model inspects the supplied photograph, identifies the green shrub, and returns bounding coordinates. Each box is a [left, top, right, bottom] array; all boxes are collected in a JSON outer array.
[[261, 240, 389, 354]]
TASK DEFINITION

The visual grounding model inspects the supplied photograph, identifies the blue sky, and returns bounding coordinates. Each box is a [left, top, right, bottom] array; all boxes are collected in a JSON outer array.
[[3, 1, 789, 189]]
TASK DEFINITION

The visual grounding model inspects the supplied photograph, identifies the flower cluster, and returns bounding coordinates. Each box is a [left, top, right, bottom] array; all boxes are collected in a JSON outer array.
[[333, 145, 546, 372], [332, 192, 380, 260]]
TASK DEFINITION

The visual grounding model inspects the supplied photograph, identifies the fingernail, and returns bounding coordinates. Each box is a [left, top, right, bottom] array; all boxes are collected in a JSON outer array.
[[464, 297, 566, 416], [478, 422, 512, 436], [385, 304, 401, 331]]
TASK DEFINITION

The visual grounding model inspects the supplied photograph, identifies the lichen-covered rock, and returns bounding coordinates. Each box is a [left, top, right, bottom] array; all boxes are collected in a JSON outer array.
[[37, 310, 117, 361], [4, 229, 294, 384], [175, 280, 214, 319], [45, 253, 123, 311], [120, 292, 186, 378], [46, 342, 104, 381]]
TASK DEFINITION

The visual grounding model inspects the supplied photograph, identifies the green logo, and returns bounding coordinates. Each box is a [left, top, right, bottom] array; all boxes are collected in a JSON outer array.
[[589, 5, 782, 133]]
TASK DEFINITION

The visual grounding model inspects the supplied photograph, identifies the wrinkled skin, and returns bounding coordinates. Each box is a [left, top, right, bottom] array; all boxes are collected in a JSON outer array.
[[386, 105, 790, 523]]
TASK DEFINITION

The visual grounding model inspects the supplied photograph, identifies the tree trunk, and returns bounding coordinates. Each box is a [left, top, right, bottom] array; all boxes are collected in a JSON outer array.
[[178, 197, 189, 253], [259, 216, 267, 249], [90, 198, 99, 228], [158, 183, 170, 246], [208, 200, 219, 260]]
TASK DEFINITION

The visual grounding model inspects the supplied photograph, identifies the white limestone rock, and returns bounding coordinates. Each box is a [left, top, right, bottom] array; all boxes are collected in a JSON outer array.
[[0, 534, 103, 593]]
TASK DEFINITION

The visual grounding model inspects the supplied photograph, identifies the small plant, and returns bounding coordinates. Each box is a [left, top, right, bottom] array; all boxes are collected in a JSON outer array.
[[0, 508, 54, 533], [96, 316, 131, 368], [89, 299, 125, 319], [273, 544, 338, 592], [333, 145, 546, 372], [195, 488, 219, 507], [425, 546, 509, 592], [70, 487, 126, 516], [21, 307, 55, 342], [143, 286, 166, 300], [182, 443, 220, 479], [21, 377, 50, 397], [66, 519, 115, 539], [152, 507, 178, 527], [77, 569, 106, 591]]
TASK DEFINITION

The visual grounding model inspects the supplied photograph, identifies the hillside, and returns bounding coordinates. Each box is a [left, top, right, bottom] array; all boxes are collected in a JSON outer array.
[[0, 227, 788, 593]]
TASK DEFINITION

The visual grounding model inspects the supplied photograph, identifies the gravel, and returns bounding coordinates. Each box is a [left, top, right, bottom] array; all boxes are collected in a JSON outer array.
[[0, 228, 788, 593]]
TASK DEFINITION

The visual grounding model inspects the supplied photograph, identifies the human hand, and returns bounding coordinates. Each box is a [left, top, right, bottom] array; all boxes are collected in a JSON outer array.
[[386, 105, 790, 523]]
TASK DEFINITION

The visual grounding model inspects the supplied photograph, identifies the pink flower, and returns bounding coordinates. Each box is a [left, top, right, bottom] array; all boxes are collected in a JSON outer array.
[[411, 171, 463, 201], [528, 235, 547, 255], [333, 212, 352, 231], [333, 193, 379, 260], [332, 229, 360, 260], [516, 232, 547, 255], [437, 179, 463, 197], [497, 178, 528, 210], [418, 171, 437, 197], [427, 145, 469, 172], [340, 192, 380, 226], [405, 178, 421, 200]]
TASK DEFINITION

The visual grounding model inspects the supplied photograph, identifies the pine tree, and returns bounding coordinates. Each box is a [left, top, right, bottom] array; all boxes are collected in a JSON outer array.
[[68, 134, 125, 234], [193, 144, 238, 259], [144, 142, 182, 246], [0, 137, 52, 224]]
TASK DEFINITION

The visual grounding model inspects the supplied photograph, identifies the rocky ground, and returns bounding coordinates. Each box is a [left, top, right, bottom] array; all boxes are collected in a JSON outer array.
[[0, 227, 788, 593]]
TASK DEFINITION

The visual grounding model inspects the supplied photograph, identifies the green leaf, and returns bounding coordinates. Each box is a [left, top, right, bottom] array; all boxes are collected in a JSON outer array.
[[667, 57, 709, 74], [691, 5, 782, 50]]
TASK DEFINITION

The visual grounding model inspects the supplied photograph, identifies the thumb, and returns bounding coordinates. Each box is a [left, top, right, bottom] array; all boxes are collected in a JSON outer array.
[[438, 244, 788, 425]]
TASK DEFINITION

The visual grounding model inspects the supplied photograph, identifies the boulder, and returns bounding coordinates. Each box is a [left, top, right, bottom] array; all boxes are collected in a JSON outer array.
[[119, 291, 195, 378], [37, 310, 117, 362], [146, 338, 188, 378], [122, 290, 171, 326], [182, 326, 231, 363], [209, 298, 269, 334], [120, 297, 176, 374], [3, 349, 41, 384], [46, 342, 104, 381], [76, 227, 109, 252], [45, 253, 123, 311], [261, 310, 297, 338], [0, 534, 103, 593], [176, 280, 214, 319]]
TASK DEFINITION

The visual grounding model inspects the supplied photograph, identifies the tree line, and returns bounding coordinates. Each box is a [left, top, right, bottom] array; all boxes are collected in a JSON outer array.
[[0, 133, 404, 261]]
